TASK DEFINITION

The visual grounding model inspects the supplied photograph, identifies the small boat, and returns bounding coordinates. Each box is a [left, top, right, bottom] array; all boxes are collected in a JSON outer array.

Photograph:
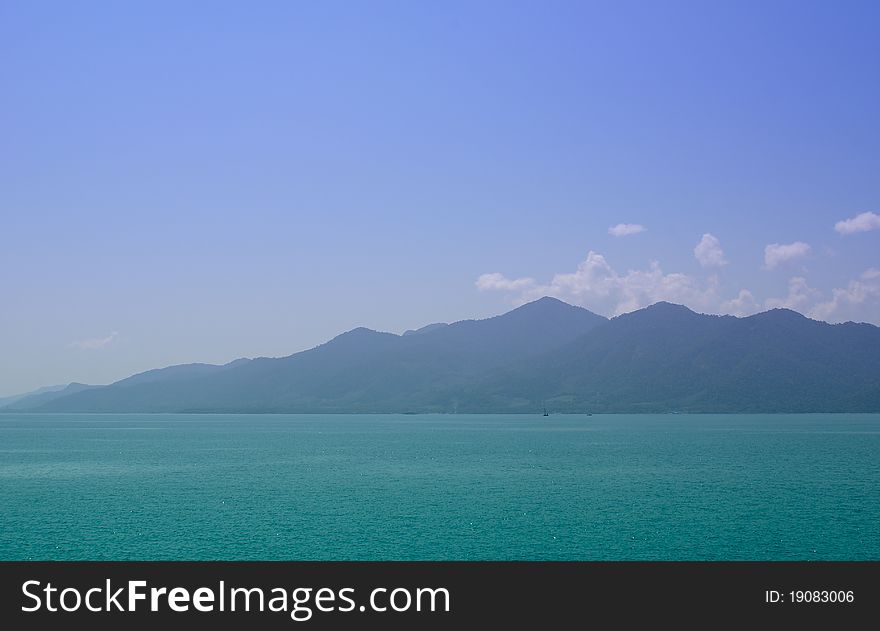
[[543, 406, 549, 417]]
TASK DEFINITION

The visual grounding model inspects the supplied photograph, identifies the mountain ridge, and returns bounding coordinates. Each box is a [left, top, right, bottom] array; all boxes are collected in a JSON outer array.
[[8, 298, 880, 414]]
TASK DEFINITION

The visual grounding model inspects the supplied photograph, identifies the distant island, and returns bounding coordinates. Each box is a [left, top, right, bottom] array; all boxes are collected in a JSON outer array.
[[3, 297, 879, 414]]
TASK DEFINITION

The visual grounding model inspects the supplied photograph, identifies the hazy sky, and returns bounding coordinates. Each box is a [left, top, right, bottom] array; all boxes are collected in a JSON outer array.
[[2, 0, 878, 396]]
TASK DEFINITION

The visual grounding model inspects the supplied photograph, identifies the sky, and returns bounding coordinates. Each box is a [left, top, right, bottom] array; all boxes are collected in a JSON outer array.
[[1, 0, 878, 396]]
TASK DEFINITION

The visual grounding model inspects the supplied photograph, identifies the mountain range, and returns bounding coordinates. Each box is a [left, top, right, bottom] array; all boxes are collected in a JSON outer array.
[[3, 297, 879, 413]]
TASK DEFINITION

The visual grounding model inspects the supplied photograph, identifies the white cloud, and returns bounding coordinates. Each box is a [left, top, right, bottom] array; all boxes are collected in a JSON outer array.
[[71, 332, 118, 350], [721, 289, 760, 317], [477, 253, 880, 324], [764, 241, 810, 269], [608, 223, 646, 237], [475, 273, 536, 292], [809, 269, 880, 323], [834, 211, 880, 235], [693, 233, 727, 267], [765, 277, 819, 310], [477, 251, 719, 316]]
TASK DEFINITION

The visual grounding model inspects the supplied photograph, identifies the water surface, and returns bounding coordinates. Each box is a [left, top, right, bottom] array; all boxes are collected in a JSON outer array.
[[1, 413, 877, 560]]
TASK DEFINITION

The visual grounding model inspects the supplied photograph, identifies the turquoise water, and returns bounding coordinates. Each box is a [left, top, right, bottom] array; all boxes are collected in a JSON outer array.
[[0, 413, 877, 560]]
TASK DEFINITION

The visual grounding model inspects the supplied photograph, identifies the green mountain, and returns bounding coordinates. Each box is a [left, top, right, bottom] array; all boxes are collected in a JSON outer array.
[[468, 302, 880, 412], [21, 298, 880, 414], [32, 297, 607, 413]]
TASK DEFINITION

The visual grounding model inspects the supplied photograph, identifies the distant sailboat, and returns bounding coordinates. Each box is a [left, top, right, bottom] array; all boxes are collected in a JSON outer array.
[[543, 404, 549, 417]]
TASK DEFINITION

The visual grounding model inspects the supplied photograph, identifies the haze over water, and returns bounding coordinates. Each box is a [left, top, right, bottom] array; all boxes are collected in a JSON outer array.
[[1, 413, 877, 560]]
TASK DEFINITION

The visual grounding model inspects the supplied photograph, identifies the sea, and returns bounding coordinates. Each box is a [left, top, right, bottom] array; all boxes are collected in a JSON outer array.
[[1, 413, 877, 560]]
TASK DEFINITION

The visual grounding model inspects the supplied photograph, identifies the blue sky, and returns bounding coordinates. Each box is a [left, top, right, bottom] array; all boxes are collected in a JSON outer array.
[[1, 0, 878, 395]]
